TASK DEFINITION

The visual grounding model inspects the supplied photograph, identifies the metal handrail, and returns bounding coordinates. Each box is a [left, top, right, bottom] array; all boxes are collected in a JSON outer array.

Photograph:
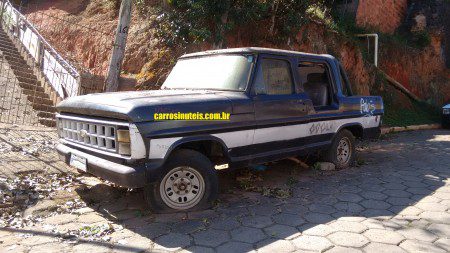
[[0, 0, 80, 98]]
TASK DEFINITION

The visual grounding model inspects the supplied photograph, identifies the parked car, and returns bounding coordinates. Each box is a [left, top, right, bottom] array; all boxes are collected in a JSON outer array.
[[443, 104, 450, 128], [56, 47, 384, 212]]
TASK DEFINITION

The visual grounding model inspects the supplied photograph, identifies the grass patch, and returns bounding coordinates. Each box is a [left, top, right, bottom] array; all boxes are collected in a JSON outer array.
[[383, 101, 440, 127]]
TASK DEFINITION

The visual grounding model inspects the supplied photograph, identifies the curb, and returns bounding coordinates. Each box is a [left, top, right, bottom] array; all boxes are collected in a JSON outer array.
[[381, 124, 441, 135]]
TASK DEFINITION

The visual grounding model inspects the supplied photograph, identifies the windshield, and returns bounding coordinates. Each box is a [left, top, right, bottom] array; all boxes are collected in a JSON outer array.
[[162, 54, 254, 91]]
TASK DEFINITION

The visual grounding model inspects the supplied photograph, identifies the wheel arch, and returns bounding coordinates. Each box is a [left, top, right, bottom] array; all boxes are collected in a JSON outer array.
[[336, 123, 364, 139], [164, 135, 230, 164]]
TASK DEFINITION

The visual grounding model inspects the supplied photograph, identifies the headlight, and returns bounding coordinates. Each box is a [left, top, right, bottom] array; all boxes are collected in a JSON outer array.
[[443, 109, 450, 115], [117, 129, 131, 155]]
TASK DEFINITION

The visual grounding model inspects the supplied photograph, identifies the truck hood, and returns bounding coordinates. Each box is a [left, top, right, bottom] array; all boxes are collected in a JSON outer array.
[[57, 89, 236, 122]]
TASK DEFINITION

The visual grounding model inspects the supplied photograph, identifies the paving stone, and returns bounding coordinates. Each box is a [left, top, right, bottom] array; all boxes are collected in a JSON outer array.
[[216, 242, 254, 253], [77, 213, 108, 224], [360, 191, 387, 200], [417, 196, 442, 203], [134, 222, 171, 239], [242, 215, 273, 228], [272, 213, 306, 226], [43, 213, 78, 225], [336, 216, 367, 222], [363, 229, 405, 244], [335, 193, 363, 203], [231, 226, 267, 243], [333, 202, 364, 214], [29, 242, 70, 253], [360, 200, 391, 210], [396, 206, 423, 216], [360, 218, 384, 229], [73, 243, 111, 253], [173, 220, 206, 234], [329, 221, 367, 233], [416, 202, 448, 212], [434, 238, 450, 252], [192, 229, 229, 247], [248, 204, 280, 216], [291, 235, 333, 252], [383, 190, 412, 198], [427, 223, 450, 237], [339, 185, 362, 194], [363, 242, 407, 253], [299, 224, 336, 236], [327, 232, 369, 247], [256, 239, 295, 253], [360, 209, 393, 219], [308, 204, 336, 215], [181, 246, 214, 253], [406, 187, 430, 195], [264, 224, 300, 239], [433, 192, 450, 200], [386, 197, 412, 206], [325, 246, 362, 253], [279, 204, 309, 215], [303, 213, 332, 224], [398, 227, 438, 242], [0, 244, 27, 253], [420, 211, 450, 224], [381, 183, 406, 190], [154, 233, 191, 251], [400, 240, 447, 253], [209, 218, 241, 231], [19, 235, 57, 246]]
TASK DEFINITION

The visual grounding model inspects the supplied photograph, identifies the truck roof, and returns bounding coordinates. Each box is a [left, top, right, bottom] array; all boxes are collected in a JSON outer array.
[[181, 47, 336, 61]]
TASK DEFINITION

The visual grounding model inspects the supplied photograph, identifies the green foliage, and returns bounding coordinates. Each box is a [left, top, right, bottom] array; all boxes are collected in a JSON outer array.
[[382, 100, 440, 127], [150, 0, 328, 48]]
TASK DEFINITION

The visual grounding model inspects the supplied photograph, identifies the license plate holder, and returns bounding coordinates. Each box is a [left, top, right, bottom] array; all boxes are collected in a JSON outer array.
[[70, 153, 87, 172]]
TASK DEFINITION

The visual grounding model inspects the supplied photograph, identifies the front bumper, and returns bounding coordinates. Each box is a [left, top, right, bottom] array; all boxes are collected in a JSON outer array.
[[57, 143, 148, 188]]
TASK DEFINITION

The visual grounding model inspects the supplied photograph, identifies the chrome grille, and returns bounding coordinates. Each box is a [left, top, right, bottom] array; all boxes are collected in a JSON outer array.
[[56, 115, 127, 154]]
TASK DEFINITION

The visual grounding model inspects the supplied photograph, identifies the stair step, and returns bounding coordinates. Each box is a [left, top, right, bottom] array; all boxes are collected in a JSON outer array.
[[21, 88, 49, 98], [18, 81, 45, 92], [28, 96, 54, 106], [38, 118, 56, 127], [32, 104, 57, 113], [37, 111, 55, 119], [0, 43, 19, 52]]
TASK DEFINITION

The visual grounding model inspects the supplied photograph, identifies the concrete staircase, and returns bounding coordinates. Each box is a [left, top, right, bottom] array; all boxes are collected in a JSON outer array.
[[0, 26, 56, 127]]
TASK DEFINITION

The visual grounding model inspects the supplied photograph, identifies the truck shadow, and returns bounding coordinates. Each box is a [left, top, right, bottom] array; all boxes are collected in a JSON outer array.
[[73, 130, 450, 252]]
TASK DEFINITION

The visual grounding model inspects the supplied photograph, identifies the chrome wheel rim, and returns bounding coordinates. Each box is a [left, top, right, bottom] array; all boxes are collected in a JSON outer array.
[[160, 166, 205, 210], [337, 137, 351, 164]]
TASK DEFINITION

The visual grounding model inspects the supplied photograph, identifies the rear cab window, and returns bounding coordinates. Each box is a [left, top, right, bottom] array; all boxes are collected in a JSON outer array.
[[297, 61, 335, 109]]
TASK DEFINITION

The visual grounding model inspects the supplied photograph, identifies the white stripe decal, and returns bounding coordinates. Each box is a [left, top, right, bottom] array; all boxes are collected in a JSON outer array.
[[149, 137, 182, 159], [149, 116, 379, 159]]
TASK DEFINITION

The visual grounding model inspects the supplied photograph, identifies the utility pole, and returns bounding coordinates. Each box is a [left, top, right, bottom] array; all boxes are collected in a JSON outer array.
[[105, 0, 132, 92]]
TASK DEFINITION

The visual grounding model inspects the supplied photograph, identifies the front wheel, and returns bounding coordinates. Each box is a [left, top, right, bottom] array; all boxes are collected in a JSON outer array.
[[144, 149, 218, 213], [323, 129, 356, 169]]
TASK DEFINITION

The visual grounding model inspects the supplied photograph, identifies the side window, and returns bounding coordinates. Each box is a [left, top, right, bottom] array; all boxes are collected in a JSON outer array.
[[298, 62, 333, 107], [253, 58, 293, 95]]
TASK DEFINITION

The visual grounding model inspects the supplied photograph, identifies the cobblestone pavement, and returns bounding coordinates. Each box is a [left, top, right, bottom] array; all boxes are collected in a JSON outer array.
[[1, 129, 449, 252]]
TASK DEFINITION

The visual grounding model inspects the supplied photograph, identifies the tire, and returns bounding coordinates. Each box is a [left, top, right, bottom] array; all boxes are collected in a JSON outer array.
[[143, 149, 218, 213], [323, 129, 356, 169]]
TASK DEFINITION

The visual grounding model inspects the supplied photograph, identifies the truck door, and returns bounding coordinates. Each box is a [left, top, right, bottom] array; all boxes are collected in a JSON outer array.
[[251, 55, 309, 155], [298, 59, 342, 142]]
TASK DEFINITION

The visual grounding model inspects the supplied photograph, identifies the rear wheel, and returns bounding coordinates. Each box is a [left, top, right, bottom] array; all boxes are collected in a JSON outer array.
[[324, 129, 356, 169], [144, 149, 218, 213]]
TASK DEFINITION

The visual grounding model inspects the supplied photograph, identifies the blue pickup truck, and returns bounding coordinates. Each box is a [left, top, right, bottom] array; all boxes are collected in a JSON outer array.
[[55, 48, 384, 212]]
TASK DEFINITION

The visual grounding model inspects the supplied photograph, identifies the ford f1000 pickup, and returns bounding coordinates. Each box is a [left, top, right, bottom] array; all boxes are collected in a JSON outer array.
[[56, 47, 384, 212]]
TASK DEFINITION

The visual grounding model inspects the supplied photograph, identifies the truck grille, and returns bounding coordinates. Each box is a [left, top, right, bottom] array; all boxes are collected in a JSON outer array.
[[56, 115, 128, 154]]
